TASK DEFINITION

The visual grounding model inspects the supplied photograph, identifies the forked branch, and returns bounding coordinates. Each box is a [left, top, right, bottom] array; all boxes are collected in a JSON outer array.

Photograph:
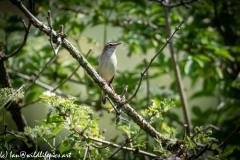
[[122, 20, 185, 104], [9, 0, 184, 153]]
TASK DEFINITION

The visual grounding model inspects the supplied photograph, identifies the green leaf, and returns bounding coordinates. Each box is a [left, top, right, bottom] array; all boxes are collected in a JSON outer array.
[[47, 115, 65, 124], [190, 90, 214, 99], [192, 106, 202, 117], [52, 129, 62, 137], [214, 49, 233, 60], [215, 67, 223, 79], [193, 56, 204, 68], [184, 59, 193, 75], [25, 91, 37, 103], [35, 119, 47, 125]]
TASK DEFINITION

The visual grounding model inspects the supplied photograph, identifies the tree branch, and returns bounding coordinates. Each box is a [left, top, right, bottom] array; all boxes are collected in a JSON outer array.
[[4, 20, 31, 60], [163, 3, 191, 134], [149, 0, 201, 9], [219, 126, 240, 148], [122, 20, 185, 104], [0, 21, 36, 152], [108, 137, 133, 159], [24, 54, 56, 93], [9, 0, 184, 153], [83, 145, 89, 160], [144, 59, 150, 107], [191, 125, 220, 139], [187, 143, 211, 160], [90, 137, 161, 158], [0, 85, 24, 111], [52, 48, 92, 92], [7, 68, 86, 105]]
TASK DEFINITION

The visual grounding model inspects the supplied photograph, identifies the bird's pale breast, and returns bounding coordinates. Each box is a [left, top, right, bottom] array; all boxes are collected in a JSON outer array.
[[98, 53, 117, 84]]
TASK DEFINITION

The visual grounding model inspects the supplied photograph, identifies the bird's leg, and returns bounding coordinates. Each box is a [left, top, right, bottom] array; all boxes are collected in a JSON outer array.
[[109, 75, 115, 92], [109, 83, 115, 92]]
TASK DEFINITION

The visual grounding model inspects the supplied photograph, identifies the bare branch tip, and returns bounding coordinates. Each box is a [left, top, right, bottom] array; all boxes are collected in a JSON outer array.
[[21, 19, 27, 29], [88, 47, 93, 53], [124, 85, 128, 92]]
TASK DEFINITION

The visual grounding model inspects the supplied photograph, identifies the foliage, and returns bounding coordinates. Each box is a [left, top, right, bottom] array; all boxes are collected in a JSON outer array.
[[0, 87, 24, 107], [24, 91, 106, 159], [0, 0, 240, 159]]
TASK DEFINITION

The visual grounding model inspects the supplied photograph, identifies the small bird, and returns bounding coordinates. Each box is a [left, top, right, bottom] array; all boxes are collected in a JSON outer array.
[[98, 42, 121, 104]]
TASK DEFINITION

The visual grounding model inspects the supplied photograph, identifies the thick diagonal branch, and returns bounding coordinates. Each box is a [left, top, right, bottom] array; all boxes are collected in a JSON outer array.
[[9, 0, 183, 152]]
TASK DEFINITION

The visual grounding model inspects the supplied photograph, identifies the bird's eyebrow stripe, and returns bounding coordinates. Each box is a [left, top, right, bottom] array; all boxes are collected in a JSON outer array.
[[106, 42, 113, 46]]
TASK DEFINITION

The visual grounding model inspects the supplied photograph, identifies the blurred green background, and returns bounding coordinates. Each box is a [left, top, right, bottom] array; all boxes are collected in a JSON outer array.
[[0, 0, 239, 159]]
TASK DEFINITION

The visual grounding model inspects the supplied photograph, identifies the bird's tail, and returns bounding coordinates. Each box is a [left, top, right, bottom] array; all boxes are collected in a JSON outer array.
[[101, 91, 106, 104]]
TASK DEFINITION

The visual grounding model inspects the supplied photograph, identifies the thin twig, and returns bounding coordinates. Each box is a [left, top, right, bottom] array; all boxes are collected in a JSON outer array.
[[165, 112, 184, 126], [108, 137, 133, 159], [25, 11, 59, 100], [22, 99, 41, 107], [0, 129, 25, 139], [0, 85, 24, 111], [24, 54, 56, 93], [88, 151, 92, 160], [149, 0, 200, 9], [24, 11, 59, 93], [182, 124, 188, 140], [106, 96, 120, 115], [143, 59, 150, 106], [122, 21, 185, 105], [47, 10, 63, 55], [83, 145, 89, 160], [46, 10, 57, 55], [144, 20, 185, 75], [22, 49, 92, 107], [57, 77, 85, 85], [163, 3, 192, 134], [90, 143, 111, 149], [113, 19, 159, 30], [6, 68, 86, 106], [47, 10, 52, 29], [9, 0, 183, 151], [52, 48, 92, 92], [219, 126, 240, 148], [187, 143, 211, 160], [5, 20, 31, 59], [191, 125, 220, 139], [186, 127, 234, 160], [90, 137, 160, 158], [120, 85, 128, 102], [25, 12, 64, 92], [107, 95, 129, 124], [117, 116, 129, 124], [122, 73, 144, 104], [57, 5, 89, 15], [144, 58, 150, 149]]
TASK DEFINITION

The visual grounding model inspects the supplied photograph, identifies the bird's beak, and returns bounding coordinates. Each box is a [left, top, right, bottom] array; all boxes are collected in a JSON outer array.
[[112, 42, 121, 46]]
